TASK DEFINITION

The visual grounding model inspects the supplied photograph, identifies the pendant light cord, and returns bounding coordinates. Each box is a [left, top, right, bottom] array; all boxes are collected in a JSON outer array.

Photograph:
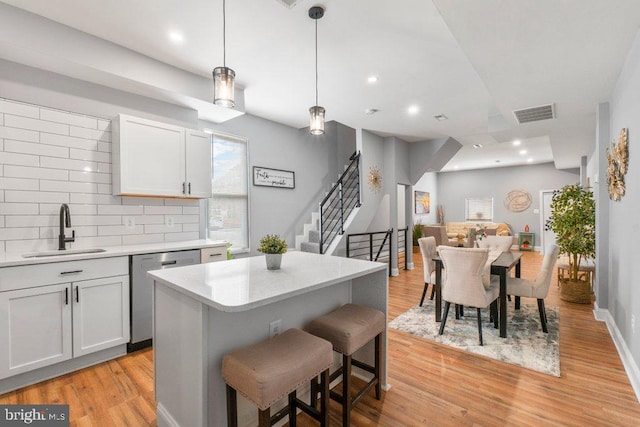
[[223, 0, 226, 67], [315, 19, 318, 106]]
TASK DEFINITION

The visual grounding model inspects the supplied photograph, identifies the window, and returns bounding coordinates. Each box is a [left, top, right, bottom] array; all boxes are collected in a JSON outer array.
[[208, 132, 249, 252], [465, 197, 493, 222]]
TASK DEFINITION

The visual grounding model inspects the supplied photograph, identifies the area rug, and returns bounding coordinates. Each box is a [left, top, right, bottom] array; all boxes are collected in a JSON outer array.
[[389, 302, 560, 377]]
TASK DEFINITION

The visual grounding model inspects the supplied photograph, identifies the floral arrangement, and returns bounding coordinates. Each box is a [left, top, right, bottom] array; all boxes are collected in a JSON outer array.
[[472, 224, 488, 241], [257, 234, 288, 254]]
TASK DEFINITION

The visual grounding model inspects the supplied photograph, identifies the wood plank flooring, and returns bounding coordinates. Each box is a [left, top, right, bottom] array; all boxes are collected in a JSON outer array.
[[1, 250, 640, 426]]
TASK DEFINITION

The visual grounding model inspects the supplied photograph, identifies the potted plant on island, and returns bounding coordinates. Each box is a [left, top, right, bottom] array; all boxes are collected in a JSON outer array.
[[257, 234, 288, 270], [546, 184, 596, 303]]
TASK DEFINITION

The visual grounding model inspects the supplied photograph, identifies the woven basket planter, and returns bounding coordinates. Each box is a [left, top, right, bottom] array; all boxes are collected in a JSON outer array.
[[559, 278, 591, 304]]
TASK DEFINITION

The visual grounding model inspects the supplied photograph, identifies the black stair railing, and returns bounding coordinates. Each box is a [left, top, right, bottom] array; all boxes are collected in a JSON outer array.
[[398, 226, 408, 271], [346, 229, 393, 276], [319, 152, 361, 254]]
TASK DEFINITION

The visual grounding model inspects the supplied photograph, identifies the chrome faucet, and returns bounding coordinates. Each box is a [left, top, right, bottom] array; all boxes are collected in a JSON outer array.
[[58, 204, 75, 250]]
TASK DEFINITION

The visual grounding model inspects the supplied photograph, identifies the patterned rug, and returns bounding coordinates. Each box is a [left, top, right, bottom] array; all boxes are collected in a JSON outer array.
[[389, 302, 560, 377]]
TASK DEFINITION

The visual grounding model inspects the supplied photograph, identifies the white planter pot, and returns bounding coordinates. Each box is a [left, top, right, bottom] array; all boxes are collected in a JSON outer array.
[[265, 253, 282, 270]]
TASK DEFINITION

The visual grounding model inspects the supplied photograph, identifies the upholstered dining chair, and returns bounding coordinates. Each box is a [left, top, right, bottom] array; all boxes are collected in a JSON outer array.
[[422, 226, 455, 247], [417, 237, 437, 306], [437, 247, 500, 345], [476, 235, 513, 252], [506, 244, 560, 333]]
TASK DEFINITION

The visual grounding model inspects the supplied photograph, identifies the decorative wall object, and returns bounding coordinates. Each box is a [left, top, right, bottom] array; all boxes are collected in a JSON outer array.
[[607, 127, 629, 201], [436, 205, 445, 225], [253, 166, 295, 189], [504, 189, 532, 212], [367, 166, 382, 192], [414, 191, 430, 214]]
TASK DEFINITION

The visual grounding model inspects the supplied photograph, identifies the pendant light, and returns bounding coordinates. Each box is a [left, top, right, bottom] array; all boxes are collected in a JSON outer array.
[[309, 6, 325, 135], [213, 0, 235, 108]]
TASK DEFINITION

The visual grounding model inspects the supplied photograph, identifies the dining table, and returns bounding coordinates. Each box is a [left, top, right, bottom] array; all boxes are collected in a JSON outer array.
[[433, 250, 522, 338]]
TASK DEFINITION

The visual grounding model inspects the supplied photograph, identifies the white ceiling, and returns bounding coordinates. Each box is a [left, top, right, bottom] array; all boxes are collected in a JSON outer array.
[[2, 0, 640, 171]]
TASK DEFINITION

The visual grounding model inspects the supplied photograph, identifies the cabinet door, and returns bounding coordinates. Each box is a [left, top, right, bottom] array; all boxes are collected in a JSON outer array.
[[185, 129, 212, 198], [117, 114, 185, 197], [0, 284, 72, 379], [72, 275, 130, 357]]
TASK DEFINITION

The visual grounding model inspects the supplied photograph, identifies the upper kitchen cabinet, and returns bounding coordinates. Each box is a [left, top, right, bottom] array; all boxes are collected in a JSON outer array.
[[113, 114, 212, 198]]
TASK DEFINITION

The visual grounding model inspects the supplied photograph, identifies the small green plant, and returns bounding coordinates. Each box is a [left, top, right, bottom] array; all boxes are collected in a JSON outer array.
[[226, 242, 233, 260], [257, 234, 288, 254], [412, 224, 424, 247]]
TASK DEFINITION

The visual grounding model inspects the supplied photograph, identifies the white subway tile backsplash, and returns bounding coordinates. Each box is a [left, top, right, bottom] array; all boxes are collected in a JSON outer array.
[[70, 126, 111, 142], [0, 152, 39, 167], [5, 191, 69, 204], [4, 140, 69, 158], [4, 165, 69, 181], [0, 203, 39, 215], [40, 156, 97, 172], [40, 133, 98, 151], [5, 115, 68, 135], [144, 206, 182, 215], [69, 171, 111, 184], [0, 126, 39, 143], [122, 233, 164, 245], [98, 204, 143, 215], [0, 227, 39, 240], [40, 180, 98, 194], [69, 148, 110, 163], [0, 100, 39, 118], [0, 100, 203, 253], [164, 231, 199, 242], [0, 177, 39, 191], [40, 108, 98, 129], [98, 224, 144, 236]]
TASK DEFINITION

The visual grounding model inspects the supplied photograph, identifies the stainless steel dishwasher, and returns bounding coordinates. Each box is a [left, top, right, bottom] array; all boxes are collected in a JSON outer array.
[[128, 249, 200, 352]]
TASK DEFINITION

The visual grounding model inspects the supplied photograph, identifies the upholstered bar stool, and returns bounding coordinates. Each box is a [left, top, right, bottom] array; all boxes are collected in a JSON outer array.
[[222, 328, 333, 427], [306, 303, 385, 426]]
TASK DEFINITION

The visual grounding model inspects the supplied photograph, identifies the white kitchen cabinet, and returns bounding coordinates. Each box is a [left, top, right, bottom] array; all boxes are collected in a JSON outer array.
[[0, 284, 72, 379], [113, 114, 212, 198], [0, 257, 129, 380]]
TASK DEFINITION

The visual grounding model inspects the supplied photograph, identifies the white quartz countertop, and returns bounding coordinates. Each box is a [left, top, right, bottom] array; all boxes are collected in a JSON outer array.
[[148, 251, 388, 312], [0, 239, 228, 268]]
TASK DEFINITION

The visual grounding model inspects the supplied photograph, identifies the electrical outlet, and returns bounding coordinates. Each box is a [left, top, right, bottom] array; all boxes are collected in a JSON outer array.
[[269, 319, 282, 337], [632, 315, 636, 334], [124, 217, 135, 229], [166, 216, 175, 227]]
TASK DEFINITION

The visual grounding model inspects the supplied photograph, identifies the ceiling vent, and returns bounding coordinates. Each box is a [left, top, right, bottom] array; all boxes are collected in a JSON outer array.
[[274, 0, 299, 8], [513, 104, 555, 124]]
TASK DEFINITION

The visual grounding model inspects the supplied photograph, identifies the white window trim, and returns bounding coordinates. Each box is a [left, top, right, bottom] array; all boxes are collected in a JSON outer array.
[[465, 197, 494, 222]]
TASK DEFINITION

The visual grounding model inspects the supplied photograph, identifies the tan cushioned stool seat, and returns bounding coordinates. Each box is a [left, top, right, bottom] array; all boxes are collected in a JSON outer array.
[[222, 328, 332, 410], [305, 304, 385, 356]]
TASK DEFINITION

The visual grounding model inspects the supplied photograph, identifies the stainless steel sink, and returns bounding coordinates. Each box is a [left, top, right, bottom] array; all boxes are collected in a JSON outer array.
[[22, 248, 107, 258]]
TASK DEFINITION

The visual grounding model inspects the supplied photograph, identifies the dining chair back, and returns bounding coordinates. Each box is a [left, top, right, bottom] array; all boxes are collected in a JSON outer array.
[[417, 237, 437, 306], [477, 235, 513, 252], [437, 247, 500, 345], [422, 226, 453, 247]]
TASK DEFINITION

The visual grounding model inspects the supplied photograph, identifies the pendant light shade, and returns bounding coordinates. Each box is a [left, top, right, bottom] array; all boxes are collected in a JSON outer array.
[[309, 6, 325, 135], [213, 0, 235, 108]]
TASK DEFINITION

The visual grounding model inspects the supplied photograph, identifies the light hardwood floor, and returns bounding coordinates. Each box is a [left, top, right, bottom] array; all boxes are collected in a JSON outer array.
[[1, 250, 640, 426]]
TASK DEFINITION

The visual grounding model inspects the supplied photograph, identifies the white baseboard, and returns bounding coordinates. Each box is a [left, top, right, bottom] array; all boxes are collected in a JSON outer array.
[[593, 302, 607, 321], [391, 268, 399, 276], [600, 307, 640, 403], [407, 262, 414, 270]]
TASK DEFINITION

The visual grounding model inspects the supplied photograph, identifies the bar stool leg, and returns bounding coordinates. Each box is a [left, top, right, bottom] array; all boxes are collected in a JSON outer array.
[[343, 354, 352, 427], [320, 369, 330, 427], [258, 408, 270, 427], [375, 334, 381, 400], [310, 376, 318, 408], [288, 390, 297, 427], [226, 385, 238, 427]]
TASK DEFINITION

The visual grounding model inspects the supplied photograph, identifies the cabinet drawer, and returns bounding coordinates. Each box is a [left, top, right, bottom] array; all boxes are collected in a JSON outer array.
[[201, 246, 226, 263], [0, 257, 128, 293]]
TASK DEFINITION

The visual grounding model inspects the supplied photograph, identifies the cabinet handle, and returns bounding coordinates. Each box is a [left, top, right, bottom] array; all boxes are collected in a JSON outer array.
[[182, 182, 186, 194], [161, 260, 177, 266], [188, 182, 191, 194], [60, 270, 83, 275], [75, 286, 79, 303], [65, 288, 69, 305]]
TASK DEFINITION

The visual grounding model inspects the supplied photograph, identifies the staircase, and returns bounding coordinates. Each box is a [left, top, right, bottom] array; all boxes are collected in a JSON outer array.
[[297, 152, 361, 254]]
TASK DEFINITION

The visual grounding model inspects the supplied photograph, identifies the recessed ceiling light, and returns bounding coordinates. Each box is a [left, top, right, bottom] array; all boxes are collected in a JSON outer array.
[[408, 105, 419, 115], [365, 108, 379, 115], [519, 149, 527, 155], [168, 31, 184, 44], [527, 158, 533, 163], [433, 113, 448, 121], [473, 144, 483, 149], [454, 165, 459, 169], [367, 76, 379, 83], [512, 140, 521, 146]]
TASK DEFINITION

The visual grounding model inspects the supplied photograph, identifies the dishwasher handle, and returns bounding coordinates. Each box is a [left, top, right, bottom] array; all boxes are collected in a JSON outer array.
[[161, 260, 178, 266]]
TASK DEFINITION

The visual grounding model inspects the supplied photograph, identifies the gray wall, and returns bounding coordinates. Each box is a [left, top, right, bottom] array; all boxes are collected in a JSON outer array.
[[437, 163, 579, 240], [607, 30, 640, 369]]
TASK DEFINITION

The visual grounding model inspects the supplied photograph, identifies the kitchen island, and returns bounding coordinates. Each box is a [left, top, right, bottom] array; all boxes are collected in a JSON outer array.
[[148, 251, 388, 427]]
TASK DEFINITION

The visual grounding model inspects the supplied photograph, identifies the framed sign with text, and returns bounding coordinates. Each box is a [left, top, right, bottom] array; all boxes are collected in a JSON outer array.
[[252, 166, 295, 189]]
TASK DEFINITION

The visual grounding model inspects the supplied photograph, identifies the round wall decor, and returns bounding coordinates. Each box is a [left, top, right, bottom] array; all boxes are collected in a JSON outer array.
[[504, 190, 532, 212], [368, 166, 382, 192]]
